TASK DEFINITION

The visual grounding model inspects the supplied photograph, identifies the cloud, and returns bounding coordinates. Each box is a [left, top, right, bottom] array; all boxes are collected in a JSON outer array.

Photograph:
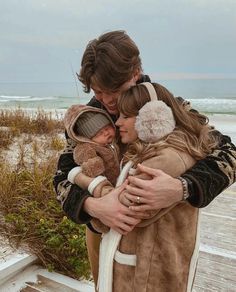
[[0, 0, 236, 82]]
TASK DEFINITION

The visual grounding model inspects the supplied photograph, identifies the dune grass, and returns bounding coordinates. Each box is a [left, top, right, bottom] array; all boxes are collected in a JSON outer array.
[[0, 108, 64, 134], [0, 108, 90, 279]]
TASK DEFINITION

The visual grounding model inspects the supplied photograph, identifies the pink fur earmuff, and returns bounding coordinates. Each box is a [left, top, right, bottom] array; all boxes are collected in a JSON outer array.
[[135, 82, 176, 143]]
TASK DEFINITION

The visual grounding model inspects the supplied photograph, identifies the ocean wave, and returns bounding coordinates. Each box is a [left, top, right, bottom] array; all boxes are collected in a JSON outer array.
[[188, 98, 236, 114], [0, 95, 58, 101], [1, 95, 235, 114], [0, 95, 32, 99]]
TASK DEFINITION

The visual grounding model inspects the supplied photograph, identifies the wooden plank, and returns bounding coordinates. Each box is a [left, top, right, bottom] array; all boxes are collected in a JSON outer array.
[[21, 285, 43, 292], [26, 274, 79, 292], [192, 184, 236, 291], [201, 195, 236, 218], [200, 214, 236, 252], [193, 251, 236, 291]]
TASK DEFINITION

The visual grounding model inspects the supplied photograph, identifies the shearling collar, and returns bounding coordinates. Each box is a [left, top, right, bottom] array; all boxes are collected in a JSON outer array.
[[64, 104, 116, 144]]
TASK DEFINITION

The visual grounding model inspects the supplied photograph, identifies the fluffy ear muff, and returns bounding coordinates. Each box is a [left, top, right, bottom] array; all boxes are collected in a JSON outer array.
[[135, 100, 176, 143]]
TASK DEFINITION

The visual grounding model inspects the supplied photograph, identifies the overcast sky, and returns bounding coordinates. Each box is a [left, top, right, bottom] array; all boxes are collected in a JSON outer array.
[[1, 0, 236, 83]]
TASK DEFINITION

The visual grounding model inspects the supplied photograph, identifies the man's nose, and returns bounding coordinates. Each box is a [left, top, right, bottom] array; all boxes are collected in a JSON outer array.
[[96, 92, 110, 102], [95, 93, 103, 102]]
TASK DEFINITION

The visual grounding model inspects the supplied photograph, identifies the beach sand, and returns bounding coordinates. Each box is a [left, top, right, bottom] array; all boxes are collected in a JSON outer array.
[[208, 114, 236, 144]]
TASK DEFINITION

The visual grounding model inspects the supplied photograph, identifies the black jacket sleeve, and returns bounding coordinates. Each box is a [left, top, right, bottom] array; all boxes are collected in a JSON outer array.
[[183, 133, 236, 207], [53, 134, 92, 223], [53, 97, 105, 224]]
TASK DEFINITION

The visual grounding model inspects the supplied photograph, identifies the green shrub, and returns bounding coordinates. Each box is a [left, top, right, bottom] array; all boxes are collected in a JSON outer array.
[[0, 109, 90, 280], [0, 160, 90, 279]]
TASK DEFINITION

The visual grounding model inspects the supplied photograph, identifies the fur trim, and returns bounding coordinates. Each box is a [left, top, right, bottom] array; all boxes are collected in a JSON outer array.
[[64, 105, 115, 143], [98, 161, 133, 292], [135, 100, 176, 142]]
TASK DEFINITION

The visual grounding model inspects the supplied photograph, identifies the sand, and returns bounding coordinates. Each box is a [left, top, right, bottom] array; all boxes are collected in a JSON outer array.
[[208, 114, 236, 144]]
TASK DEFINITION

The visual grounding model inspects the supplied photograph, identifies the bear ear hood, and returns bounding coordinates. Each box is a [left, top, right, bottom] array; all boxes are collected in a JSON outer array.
[[64, 104, 115, 143]]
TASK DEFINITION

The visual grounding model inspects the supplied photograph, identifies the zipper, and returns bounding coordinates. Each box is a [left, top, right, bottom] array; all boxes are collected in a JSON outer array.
[[107, 143, 119, 164]]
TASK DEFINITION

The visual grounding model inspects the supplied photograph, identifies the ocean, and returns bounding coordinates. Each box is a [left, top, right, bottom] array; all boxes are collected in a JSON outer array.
[[1, 79, 236, 115]]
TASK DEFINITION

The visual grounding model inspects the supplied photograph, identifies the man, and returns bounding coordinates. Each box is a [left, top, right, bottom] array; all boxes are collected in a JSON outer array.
[[54, 30, 236, 285]]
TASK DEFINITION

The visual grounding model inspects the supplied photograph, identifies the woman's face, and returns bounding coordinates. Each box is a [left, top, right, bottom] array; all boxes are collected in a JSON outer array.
[[115, 113, 138, 144]]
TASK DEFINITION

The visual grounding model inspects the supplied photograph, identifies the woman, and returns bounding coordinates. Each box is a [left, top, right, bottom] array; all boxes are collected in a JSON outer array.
[[97, 82, 218, 292]]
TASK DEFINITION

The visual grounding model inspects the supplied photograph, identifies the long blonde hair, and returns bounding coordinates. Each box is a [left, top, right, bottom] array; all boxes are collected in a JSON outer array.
[[117, 83, 219, 165]]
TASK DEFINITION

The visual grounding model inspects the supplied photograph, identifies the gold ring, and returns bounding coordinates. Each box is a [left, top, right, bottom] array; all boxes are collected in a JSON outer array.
[[136, 196, 141, 204]]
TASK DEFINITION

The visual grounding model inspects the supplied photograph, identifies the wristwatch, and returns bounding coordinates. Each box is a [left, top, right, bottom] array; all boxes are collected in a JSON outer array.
[[177, 177, 189, 201]]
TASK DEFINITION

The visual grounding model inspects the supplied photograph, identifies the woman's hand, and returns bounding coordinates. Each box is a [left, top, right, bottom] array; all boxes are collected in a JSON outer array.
[[119, 181, 154, 220], [119, 189, 134, 207], [125, 164, 183, 212]]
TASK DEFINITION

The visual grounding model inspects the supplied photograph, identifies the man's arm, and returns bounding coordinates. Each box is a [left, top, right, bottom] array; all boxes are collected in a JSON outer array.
[[83, 186, 142, 234], [53, 97, 104, 224], [53, 133, 92, 223], [126, 133, 236, 211], [183, 133, 236, 207], [53, 132, 142, 232]]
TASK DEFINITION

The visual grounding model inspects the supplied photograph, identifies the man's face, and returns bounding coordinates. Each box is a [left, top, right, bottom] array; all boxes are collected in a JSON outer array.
[[91, 78, 136, 115]]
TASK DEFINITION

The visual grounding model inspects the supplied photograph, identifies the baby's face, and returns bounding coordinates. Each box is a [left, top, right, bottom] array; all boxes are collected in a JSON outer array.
[[91, 124, 116, 145]]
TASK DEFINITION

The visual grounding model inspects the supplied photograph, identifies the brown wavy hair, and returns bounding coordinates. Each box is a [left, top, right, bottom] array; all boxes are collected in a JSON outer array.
[[78, 30, 142, 93], [117, 83, 219, 165]]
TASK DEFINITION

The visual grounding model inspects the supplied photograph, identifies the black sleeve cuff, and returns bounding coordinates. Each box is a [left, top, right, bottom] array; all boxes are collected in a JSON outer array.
[[62, 184, 92, 224], [182, 175, 203, 208]]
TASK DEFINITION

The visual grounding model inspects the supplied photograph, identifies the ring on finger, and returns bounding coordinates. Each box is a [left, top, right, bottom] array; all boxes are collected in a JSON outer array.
[[136, 196, 141, 204]]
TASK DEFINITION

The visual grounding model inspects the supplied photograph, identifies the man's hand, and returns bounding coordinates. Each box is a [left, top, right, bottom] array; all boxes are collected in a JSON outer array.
[[83, 184, 141, 234], [126, 164, 183, 212]]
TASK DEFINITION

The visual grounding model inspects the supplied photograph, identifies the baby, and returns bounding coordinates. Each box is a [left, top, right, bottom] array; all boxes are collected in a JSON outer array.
[[64, 104, 120, 232]]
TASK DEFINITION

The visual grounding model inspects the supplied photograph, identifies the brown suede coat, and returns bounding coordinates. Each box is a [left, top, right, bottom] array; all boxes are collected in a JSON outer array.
[[99, 147, 200, 292]]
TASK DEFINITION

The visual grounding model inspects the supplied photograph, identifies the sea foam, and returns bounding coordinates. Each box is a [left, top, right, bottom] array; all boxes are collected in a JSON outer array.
[[0, 94, 236, 114]]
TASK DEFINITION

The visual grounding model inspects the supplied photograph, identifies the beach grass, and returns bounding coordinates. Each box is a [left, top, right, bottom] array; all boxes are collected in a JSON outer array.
[[0, 108, 90, 280], [0, 107, 64, 131]]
